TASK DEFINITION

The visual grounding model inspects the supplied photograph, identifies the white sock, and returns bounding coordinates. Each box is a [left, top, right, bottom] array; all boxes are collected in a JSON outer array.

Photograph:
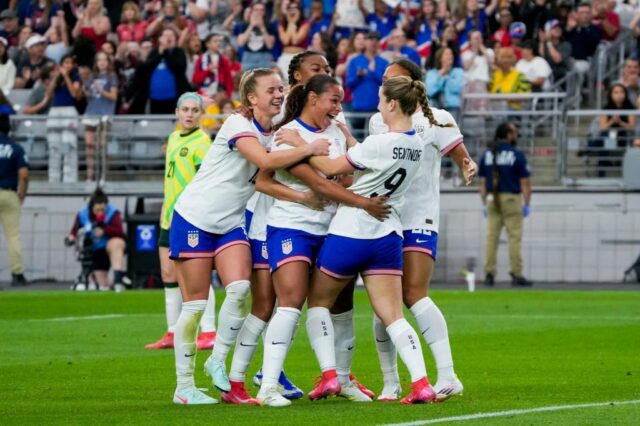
[[373, 314, 399, 388], [164, 284, 182, 333], [306, 307, 336, 373], [200, 286, 217, 333], [331, 309, 354, 385], [261, 307, 300, 386], [229, 314, 267, 382], [386, 318, 427, 383], [211, 280, 250, 362], [410, 297, 455, 384], [174, 300, 206, 390]]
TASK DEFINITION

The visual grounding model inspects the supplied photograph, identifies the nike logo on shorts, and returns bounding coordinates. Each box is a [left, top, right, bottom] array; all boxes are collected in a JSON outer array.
[[416, 239, 428, 243]]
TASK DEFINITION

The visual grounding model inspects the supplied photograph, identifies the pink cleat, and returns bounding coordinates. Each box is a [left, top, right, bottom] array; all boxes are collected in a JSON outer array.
[[350, 373, 375, 399], [400, 377, 436, 405], [222, 381, 259, 405], [308, 370, 341, 400], [197, 331, 217, 350], [145, 332, 174, 349]]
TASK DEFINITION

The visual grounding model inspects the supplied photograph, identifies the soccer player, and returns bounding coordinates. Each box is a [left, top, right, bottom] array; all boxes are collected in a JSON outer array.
[[146, 93, 217, 351], [369, 59, 477, 401], [305, 76, 436, 404], [255, 74, 390, 407], [168, 68, 330, 405]]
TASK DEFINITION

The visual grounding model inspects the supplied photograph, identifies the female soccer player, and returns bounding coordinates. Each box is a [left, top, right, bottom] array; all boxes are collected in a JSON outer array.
[[168, 68, 330, 405], [255, 74, 390, 407], [305, 75, 436, 405], [369, 59, 477, 401], [145, 93, 217, 352]]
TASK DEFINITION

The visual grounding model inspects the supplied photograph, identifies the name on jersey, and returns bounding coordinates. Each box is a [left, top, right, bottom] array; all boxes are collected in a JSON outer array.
[[393, 147, 422, 162], [0, 145, 14, 159], [484, 151, 516, 167]]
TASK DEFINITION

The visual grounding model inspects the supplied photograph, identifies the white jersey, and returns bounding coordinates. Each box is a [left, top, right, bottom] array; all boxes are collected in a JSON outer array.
[[246, 191, 274, 241], [273, 94, 347, 126], [369, 108, 462, 233], [267, 118, 347, 236], [328, 131, 425, 239], [174, 114, 272, 234]]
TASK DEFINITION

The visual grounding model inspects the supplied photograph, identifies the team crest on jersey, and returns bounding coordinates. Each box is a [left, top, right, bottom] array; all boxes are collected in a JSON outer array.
[[187, 231, 199, 248], [281, 238, 293, 255], [179, 147, 189, 157], [261, 242, 269, 259]]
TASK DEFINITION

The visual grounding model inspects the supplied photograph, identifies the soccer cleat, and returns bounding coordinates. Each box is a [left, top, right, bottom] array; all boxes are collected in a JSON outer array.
[[434, 377, 464, 401], [196, 331, 217, 350], [277, 371, 304, 400], [349, 373, 375, 399], [145, 332, 174, 349], [400, 377, 436, 405], [204, 355, 231, 392], [173, 387, 218, 405], [339, 380, 372, 402], [377, 383, 402, 401], [308, 370, 341, 401], [511, 273, 533, 287], [257, 385, 292, 407], [221, 381, 259, 405]]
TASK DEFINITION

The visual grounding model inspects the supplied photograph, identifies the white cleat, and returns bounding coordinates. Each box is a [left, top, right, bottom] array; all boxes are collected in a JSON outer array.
[[339, 381, 373, 402], [434, 377, 464, 401], [257, 385, 292, 407], [204, 356, 231, 392], [377, 383, 402, 401], [173, 387, 218, 405]]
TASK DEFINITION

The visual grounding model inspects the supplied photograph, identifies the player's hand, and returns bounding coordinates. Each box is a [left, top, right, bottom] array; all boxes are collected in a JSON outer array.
[[365, 196, 391, 221], [300, 190, 328, 211], [522, 205, 531, 218], [335, 121, 352, 138], [234, 104, 252, 120], [275, 128, 306, 147], [306, 139, 331, 157], [461, 157, 478, 185]]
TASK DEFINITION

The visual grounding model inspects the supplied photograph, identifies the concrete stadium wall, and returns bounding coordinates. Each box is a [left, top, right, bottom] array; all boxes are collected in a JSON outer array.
[[1, 191, 639, 284]]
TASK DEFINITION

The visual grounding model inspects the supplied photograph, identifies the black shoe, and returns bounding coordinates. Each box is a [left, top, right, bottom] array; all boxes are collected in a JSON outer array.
[[484, 273, 494, 286], [511, 274, 533, 287], [11, 273, 28, 287]]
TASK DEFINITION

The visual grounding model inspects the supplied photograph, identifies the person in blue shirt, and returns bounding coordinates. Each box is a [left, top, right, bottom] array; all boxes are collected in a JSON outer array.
[[307, 0, 335, 44], [425, 47, 464, 118], [345, 30, 388, 132], [0, 112, 29, 287], [359, 0, 398, 50], [478, 122, 533, 287], [383, 28, 420, 66]]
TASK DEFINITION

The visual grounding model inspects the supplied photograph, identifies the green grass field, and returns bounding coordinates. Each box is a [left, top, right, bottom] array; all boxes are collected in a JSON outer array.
[[1, 289, 639, 425]]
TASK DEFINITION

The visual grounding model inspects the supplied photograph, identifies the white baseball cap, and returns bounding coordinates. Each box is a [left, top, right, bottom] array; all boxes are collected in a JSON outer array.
[[26, 34, 47, 49]]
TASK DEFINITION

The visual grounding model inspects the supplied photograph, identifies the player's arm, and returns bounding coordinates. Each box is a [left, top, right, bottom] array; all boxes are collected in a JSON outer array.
[[308, 155, 356, 177], [236, 136, 329, 170], [447, 142, 478, 186], [289, 163, 390, 220], [255, 168, 326, 210], [336, 120, 359, 148]]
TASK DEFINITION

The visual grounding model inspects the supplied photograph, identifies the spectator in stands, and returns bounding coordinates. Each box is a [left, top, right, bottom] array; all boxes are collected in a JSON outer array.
[[592, 0, 620, 42], [118, 40, 153, 115], [14, 34, 53, 89], [426, 46, 464, 118], [490, 47, 530, 110], [630, 12, 640, 59], [221, 43, 241, 81], [427, 20, 461, 69], [590, 83, 636, 177], [516, 40, 552, 92], [71, 0, 112, 55], [334, 0, 367, 40], [512, 0, 553, 40], [404, 0, 443, 60], [479, 122, 532, 287], [382, 28, 420, 66], [67, 188, 128, 292], [145, 0, 196, 42], [46, 53, 81, 183], [538, 19, 572, 84], [277, 1, 310, 78], [456, 0, 498, 42], [0, 10, 20, 51], [614, 58, 640, 107], [22, 65, 53, 115], [508, 21, 526, 60], [222, 0, 245, 35], [491, 7, 513, 49], [345, 30, 388, 132], [360, 0, 397, 50], [116, 1, 148, 43], [235, 1, 276, 71], [309, 32, 338, 70], [24, 0, 62, 35], [0, 111, 29, 287], [82, 52, 118, 182], [461, 30, 493, 109], [566, 1, 603, 75], [186, 0, 213, 40], [308, 0, 335, 43], [44, 11, 70, 64], [182, 33, 202, 84], [192, 33, 234, 98], [0, 37, 16, 95], [201, 92, 238, 133], [144, 28, 190, 114], [207, 0, 236, 38]]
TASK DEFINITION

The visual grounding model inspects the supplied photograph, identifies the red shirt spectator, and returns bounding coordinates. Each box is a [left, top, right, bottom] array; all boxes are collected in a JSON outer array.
[[117, 1, 148, 43], [192, 33, 233, 98], [593, 0, 620, 42]]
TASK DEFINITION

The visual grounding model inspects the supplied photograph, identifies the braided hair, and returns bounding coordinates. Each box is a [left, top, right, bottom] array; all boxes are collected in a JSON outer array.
[[381, 76, 426, 116], [389, 58, 453, 129], [287, 50, 325, 86], [275, 74, 340, 130]]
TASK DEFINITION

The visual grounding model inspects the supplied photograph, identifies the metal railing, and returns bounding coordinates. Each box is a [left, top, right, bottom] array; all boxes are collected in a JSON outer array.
[[592, 30, 636, 108]]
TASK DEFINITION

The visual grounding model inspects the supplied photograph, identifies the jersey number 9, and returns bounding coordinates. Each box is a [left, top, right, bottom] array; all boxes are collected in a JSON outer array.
[[371, 168, 407, 197]]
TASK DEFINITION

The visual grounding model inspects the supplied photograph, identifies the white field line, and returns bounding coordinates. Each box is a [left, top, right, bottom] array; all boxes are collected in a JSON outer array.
[[380, 399, 640, 426], [451, 314, 640, 321], [29, 313, 162, 322]]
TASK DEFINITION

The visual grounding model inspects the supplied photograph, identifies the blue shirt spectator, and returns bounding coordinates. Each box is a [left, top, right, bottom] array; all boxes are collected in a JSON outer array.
[[364, 0, 397, 48], [565, 3, 603, 61], [478, 142, 530, 193], [425, 47, 464, 110], [0, 133, 29, 192], [384, 29, 420, 66], [346, 32, 388, 112]]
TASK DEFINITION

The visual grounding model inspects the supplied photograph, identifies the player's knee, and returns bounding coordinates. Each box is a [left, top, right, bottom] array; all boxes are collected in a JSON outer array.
[[225, 279, 251, 303], [251, 303, 274, 322], [402, 286, 425, 309]]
